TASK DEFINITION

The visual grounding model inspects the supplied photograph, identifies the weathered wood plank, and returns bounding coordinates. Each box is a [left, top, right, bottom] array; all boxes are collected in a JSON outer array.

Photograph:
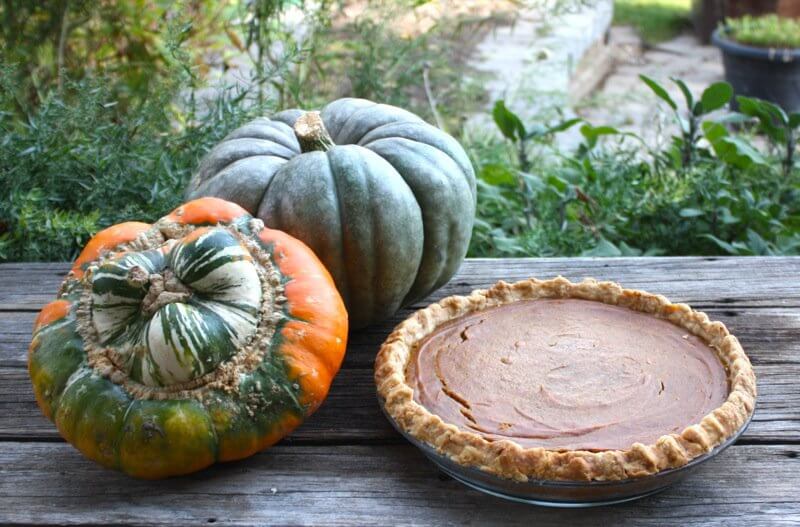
[[0, 367, 391, 444], [3, 305, 800, 369], [3, 258, 798, 442], [2, 258, 799, 525], [3, 364, 797, 443], [3, 257, 800, 310], [1, 442, 797, 526]]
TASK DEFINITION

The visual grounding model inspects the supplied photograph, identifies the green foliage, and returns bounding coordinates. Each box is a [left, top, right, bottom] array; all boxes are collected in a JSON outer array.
[[0, 61, 275, 261], [613, 0, 691, 44], [639, 75, 742, 173], [0, 0, 488, 262], [292, 1, 487, 124], [725, 15, 800, 49], [2, 2, 799, 262], [468, 76, 800, 258], [0, 0, 233, 111], [736, 96, 800, 179]]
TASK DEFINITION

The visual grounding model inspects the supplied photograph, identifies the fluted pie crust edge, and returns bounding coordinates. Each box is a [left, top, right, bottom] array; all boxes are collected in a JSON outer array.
[[374, 277, 757, 482]]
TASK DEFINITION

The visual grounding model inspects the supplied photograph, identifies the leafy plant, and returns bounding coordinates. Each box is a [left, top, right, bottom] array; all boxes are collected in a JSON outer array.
[[735, 96, 800, 179], [3, 1, 799, 262], [639, 75, 736, 172], [724, 15, 800, 49], [0, 0, 494, 262], [0, 59, 276, 261], [469, 75, 800, 258], [491, 100, 581, 227], [0, 0, 234, 112]]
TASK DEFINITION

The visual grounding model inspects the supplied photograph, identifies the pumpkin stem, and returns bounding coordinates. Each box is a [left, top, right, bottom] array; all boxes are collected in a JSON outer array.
[[294, 111, 335, 153], [130, 266, 192, 316]]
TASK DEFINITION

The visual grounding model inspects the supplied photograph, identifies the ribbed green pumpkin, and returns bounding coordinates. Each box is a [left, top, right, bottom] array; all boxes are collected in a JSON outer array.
[[186, 98, 476, 328]]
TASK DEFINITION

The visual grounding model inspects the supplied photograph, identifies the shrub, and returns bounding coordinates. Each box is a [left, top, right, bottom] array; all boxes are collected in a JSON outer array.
[[0, 1, 487, 261], [0, 63, 275, 261], [2, 3, 799, 262], [467, 76, 800, 257]]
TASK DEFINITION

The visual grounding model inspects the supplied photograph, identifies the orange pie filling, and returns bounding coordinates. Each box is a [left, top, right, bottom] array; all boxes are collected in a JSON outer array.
[[406, 298, 730, 451]]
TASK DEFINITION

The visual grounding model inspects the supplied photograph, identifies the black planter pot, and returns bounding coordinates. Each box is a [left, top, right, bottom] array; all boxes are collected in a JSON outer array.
[[712, 28, 800, 112]]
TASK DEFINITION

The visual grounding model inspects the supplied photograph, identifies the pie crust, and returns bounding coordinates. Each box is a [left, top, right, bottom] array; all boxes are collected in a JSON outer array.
[[374, 277, 757, 482]]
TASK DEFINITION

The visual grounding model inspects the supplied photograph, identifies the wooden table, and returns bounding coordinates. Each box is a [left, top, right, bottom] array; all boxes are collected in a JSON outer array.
[[2, 257, 799, 526]]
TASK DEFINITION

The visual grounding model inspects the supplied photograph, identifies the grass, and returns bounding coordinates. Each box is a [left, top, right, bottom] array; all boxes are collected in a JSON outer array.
[[614, 0, 692, 44]]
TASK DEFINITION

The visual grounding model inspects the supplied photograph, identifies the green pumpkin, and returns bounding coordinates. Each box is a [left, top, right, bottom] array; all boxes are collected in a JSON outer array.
[[187, 99, 476, 328]]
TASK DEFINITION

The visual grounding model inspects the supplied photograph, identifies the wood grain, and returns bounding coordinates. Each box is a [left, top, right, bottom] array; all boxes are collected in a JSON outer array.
[[3, 257, 800, 311], [1, 442, 798, 526], [2, 307, 798, 367], [2, 257, 799, 525], [4, 306, 800, 369], [2, 364, 797, 444]]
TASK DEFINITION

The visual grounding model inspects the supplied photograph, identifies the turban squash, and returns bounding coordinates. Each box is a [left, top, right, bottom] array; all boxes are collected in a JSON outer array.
[[186, 98, 477, 328], [28, 198, 348, 478]]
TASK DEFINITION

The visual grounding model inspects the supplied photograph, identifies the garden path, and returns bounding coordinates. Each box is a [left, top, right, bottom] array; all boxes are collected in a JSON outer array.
[[465, 0, 614, 130], [578, 28, 725, 146]]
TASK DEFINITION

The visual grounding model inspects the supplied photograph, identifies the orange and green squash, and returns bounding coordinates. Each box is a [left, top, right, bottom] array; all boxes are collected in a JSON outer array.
[[28, 198, 348, 478], [186, 98, 476, 328]]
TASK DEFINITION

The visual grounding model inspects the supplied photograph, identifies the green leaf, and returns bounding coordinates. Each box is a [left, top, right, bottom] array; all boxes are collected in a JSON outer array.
[[579, 124, 622, 149], [700, 82, 733, 113], [582, 156, 597, 182], [581, 239, 622, 257], [583, 125, 622, 137], [543, 117, 582, 136], [746, 229, 772, 255], [702, 121, 727, 143], [701, 234, 742, 255], [789, 113, 800, 129], [640, 75, 677, 110], [546, 174, 569, 193], [671, 78, 694, 109], [679, 208, 704, 218], [618, 241, 643, 256], [718, 136, 767, 167], [718, 207, 740, 225], [479, 163, 517, 186], [492, 100, 526, 141], [737, 96, 788, 142], [702, 120, 767, 168]]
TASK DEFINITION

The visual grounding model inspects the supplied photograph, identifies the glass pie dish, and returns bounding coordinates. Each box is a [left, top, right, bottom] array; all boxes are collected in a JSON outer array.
[[373, 277, 758, 507], [381, 403, 754, 507]]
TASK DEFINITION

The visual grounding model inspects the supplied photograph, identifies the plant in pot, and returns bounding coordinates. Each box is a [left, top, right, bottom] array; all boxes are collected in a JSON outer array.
[[713, 14, 800, 112], [692, 0, 800, 43]]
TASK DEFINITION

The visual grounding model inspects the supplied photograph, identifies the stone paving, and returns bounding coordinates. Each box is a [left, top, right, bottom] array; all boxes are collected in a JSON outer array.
[[459, 0, 726, 149], [578, 28, 726, 147], [465, 0, 614, 132]]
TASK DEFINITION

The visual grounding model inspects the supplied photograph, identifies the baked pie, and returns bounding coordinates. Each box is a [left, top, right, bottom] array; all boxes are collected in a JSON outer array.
[[375, 277, 756, 482]]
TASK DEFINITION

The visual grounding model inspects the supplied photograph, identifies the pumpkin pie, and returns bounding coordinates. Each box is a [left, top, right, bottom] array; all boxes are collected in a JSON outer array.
[[374, 277, 757, 481]]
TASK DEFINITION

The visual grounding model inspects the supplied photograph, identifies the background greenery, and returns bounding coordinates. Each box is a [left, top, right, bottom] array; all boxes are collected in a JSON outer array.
[[613, 0, 691, 43], [1, 0, 798, 261], [725, 14, 800, 48]]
